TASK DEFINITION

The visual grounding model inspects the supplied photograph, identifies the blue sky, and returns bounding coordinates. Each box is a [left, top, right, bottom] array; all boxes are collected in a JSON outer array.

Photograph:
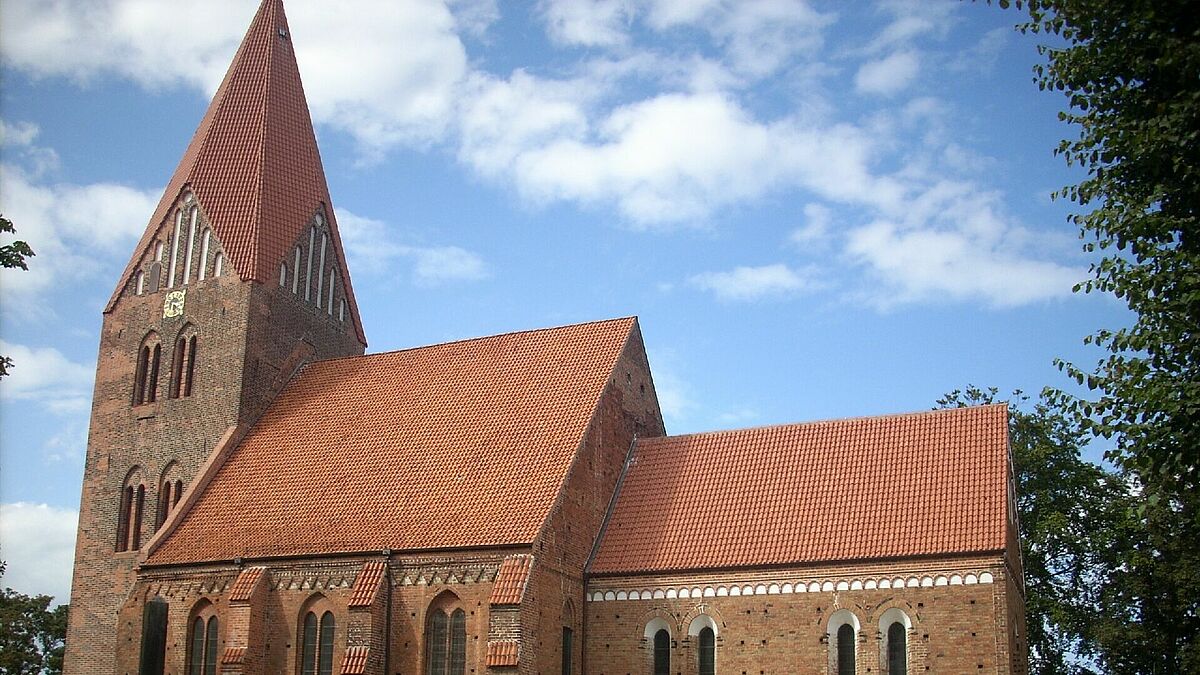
[[0, 0, 1125, 604]]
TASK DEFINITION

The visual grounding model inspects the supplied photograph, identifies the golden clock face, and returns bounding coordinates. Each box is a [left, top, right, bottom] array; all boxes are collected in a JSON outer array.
[[162, 289, 186, 318]]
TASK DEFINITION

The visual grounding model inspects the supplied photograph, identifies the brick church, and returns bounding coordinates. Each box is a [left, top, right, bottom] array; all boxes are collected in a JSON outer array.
[[64, 1, 1028, 673]]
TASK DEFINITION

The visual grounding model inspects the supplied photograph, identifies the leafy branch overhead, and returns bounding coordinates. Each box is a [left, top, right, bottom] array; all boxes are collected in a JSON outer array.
[[0, 215, 36, 380]]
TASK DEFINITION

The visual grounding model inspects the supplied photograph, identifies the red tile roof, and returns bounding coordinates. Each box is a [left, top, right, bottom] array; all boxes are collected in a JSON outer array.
[[590, 404, 1009, 575], [221, 647, 246, 665], [348, 562, 386, 607], [486, 641, 520, 667], [106, 0, 365, 345], [147, 318, 637, 564], [489, 555, 532, 605], [228, 566, 266, 601], [340, 646, 369, 675]]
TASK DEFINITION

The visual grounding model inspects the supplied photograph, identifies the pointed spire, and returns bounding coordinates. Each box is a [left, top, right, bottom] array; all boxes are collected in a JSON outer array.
[[108, 0, 365, 345]]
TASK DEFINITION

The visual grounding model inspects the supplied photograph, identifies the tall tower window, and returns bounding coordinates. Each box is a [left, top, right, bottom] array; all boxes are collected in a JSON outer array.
[[169, 328, 198, 399], [116, 469, 146, 552], [156, 464, 184, 531], [183, 206, 198, 283], [133, 336, 162, 406], [168, 210, 182, 288], [198, 229, 211, 281]]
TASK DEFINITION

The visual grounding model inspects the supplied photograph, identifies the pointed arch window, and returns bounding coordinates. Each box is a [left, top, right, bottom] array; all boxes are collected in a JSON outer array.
[[170, 330, 198, 399], [187, 611, 219, 675], [327, 267, 336, 315], [425, 605, 466, 675], [316, 232, 327, 306], [198, 229, 211, 281], [135, 271, 145, 295], [213, 252, 224, 277], [305, 227, 316, 301], [280, 262, 288, 287], [134, 337, 162, 405], [300, 610, 335, 675], [168, 210, 182, 288], [116, 470, 147, 551], [183, 206, 198, 283], [293, 246, 302, 294]]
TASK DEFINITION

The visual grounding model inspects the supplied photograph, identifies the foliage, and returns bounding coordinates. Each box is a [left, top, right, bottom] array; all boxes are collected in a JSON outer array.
[[0, 563, 67, 675], [938, 387, 1133, 674], [991, 0, 1200, 669], [0, 214, 36, 379]]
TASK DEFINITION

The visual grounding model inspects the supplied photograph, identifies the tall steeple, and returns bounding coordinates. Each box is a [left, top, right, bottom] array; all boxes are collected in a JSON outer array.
[[65, 3, 366, 672], [107, 0, 364, 344]]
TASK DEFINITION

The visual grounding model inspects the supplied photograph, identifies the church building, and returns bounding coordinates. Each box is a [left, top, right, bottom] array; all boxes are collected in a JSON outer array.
[[64, 2, 1028, 673]]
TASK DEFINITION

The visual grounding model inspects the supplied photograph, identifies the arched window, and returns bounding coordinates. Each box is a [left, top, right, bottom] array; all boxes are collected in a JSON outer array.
[[828, 609, 859, 675], [168, 210, 182, 288], [305, 227, 315, 301], [169, 329, 198, 399], [300, 610, 335, 675], [327, 267, 336, 315], [156, 465, 184, 530], [698, 627, 715, 675], [147, 261, 162, 293], [878, 608, 912, 674], [887, 622, 907, 673], [133, 336, 161, 405], [653, 629, 670, 675], [293, 246, 302, 294], [198, 229, 211, 281], [135, 271, 145, 295], [339, 299, 346, 323], [117, 469, 147, 551], [315, 232, 327, 306], [187, 607, 219, 675], [837, 625, 855, 675], [280, 262, 288, 287], [213, 252, 224, 278], [183, 206, 198, 283], [425, 593, 466, 675]]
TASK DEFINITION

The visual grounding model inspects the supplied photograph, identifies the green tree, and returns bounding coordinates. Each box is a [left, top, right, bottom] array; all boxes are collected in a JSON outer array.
[[991, 0, 1200, 669], [0, 563, 67, 675], [0, 214, 36, 380], [938, 387, 1134, 674]]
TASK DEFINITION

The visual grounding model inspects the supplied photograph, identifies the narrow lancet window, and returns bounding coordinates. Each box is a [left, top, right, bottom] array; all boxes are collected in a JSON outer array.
[[305, 227, 315, 301], [198, 229, 211, 281], [168, 211, 182, 288], [183, 207, 198, 282], [316, 232, 327, 305], [293, 246, 302, 294]]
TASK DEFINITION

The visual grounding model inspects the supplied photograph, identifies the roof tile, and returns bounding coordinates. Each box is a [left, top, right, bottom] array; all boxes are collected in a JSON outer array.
[[228, 566, 266, 602], [105, 0, 366, 344], [341, 646, 369, 675], [591, 404, 1009, 574], [147, 318, 636, 564], [348, 562, 386, 607], [486, 641, 520, 667], [489, 555, 532, 605]]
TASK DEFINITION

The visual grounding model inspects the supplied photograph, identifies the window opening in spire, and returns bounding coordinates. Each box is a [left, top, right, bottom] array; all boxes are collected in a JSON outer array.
[[183, 207, 198, 283], [198, 229, 211, 281], [168, 210, 182, 288], [315, 232, 327, 306], [305, 227, 315, 301]]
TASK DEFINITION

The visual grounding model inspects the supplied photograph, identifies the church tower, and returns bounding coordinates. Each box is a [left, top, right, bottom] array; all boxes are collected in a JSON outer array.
[[64, 2, 366, 673]]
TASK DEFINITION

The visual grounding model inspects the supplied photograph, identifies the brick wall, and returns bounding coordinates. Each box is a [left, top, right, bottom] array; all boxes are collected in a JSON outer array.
[[65, 205, 364, 675], [585, 556, 1022, 674], [522, 323, 666, 675]]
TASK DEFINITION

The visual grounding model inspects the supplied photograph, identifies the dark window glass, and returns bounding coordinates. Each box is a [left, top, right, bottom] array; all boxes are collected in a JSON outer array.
[[318, 611, 335, 675], [156, 482, 170, 530], [562, 626, 573, 675], [428, 610, 447, 675], [116, 485, 133, 551], [837, 624, 855, 675], [449, 609, 466, 675], [131, 484, 145, 549], [139, 598, 168, 675], [184, 336, 197, 397], [188, 617, 204, 675], [301, 612, 317, 675], [698, 627, 715, 675], [170, 337, 185, 398], [147, 261, 162, 293], [174, 480, 183, 508], [888, 622, 907, 674], [203, 616, 217, 675], [653, 629, 670, 675], [133, 346, 149, 405], [147, 344, 161, 402]]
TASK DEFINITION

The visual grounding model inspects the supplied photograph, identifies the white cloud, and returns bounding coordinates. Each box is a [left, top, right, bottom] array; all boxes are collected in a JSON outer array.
[[790, 203, 834, 249], [0, 165, 159, 305], [0, 119, 60, 176], [0, 340, 94, 413], [0, 502, 77, 604], [337, 209, 487, 285], [855, 50, 920, 96], [1, 0, 470, 150], [689, 263, 811, 301], [540, 0, 634, 47]]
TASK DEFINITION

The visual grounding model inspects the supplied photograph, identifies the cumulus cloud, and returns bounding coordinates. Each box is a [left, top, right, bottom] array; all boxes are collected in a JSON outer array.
[[0, 164, 159, 306], [0, 502, 78, 604], [540, 0, 634, 47], [0, 0, 470, 149], [689, 263, 811, 301], [0, 341, 94, 413], [855, 50, 920, 96], [337, 209, 487, 285]]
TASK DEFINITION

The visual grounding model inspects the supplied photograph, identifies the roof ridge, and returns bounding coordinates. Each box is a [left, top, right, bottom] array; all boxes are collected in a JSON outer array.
[[645, 402, 1007, 444], [310, 316, 639, 365]]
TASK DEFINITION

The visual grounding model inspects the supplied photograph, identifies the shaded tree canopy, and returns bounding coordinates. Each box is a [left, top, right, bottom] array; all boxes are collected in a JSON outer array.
[[0, 563, 67, 675]]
